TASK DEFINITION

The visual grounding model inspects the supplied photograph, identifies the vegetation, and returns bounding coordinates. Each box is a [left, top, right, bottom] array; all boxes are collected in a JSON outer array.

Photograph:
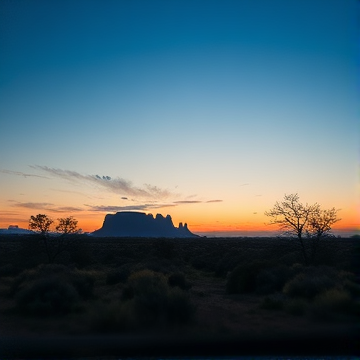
[[265, 194, 340, 264], [28, 214, 80, 263], [29, 214, 53, 234], [0, 233, 357, 340], [56, 216, 79, 234]]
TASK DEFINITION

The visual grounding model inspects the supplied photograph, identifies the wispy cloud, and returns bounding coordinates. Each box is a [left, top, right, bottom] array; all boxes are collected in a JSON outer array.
[[0, 169, 48, 179], [85, 203, 176, 212], [13, 202, 54, 209], [173, 200, 202, 204], [11, 201, 83, 213], [31, 166, 172, 199], [174, 199, 223, 204]]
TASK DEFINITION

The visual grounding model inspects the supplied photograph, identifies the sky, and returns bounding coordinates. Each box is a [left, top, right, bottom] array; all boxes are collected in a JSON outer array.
[[0, 0, 359, 236]]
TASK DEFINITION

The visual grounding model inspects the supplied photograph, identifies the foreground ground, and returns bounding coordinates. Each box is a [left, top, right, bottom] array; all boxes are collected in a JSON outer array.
[[0, 235, 359, 357]]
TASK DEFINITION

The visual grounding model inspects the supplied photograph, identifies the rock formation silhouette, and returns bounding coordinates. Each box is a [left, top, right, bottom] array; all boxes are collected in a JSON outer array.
[[92, 211, 198, 238]]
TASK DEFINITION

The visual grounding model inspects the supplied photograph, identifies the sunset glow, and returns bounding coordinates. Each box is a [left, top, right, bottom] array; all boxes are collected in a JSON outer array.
[[0, 1, 358, 237]]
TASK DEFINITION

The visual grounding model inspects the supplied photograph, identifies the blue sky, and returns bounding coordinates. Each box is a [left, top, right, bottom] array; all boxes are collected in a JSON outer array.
[[0, 0, 358, 234]]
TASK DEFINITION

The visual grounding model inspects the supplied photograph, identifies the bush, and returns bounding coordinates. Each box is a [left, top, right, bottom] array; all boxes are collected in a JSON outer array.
[[283, 268, 337, 300], [166, 287, 195, 324], [309, 289, 354, 321], [15, 276, 80, 316], [226, 261, 273, 294], [256, 265, 291, 295], [121, 269, 195, 328], [11, 264, 95, 300]]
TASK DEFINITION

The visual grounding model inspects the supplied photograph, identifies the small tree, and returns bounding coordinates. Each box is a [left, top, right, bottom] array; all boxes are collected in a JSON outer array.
[[56, 216, 78, 235], [29, 214, 54, 263], [265, 194, 340, 265], [265, 194, 319, 264], [29, 214, 53, 235], [307, 207, 340, 262], [29, 214, 80, 263]]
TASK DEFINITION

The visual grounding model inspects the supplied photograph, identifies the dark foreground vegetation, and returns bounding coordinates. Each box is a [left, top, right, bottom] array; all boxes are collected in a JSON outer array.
[[0, 234, 359, 358]]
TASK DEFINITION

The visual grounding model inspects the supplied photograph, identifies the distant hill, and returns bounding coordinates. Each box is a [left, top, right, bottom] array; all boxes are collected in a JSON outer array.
[[92, 211, 198, 238], [0, 226, 35, 235]]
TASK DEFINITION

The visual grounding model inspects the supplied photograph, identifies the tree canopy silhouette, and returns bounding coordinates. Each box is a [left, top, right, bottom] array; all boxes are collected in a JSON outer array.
[[28, 214, 80, 263], [56, 216, 78, 235], [265, 194, 340, 264], [29, 214, 53, 234]]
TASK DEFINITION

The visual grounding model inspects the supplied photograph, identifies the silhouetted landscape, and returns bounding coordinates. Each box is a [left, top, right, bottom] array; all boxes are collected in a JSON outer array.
[[1, 0, 359, 358], [0, 232, 359, 357]]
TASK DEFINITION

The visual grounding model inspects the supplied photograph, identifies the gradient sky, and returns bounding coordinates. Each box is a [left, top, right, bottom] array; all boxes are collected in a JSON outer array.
[[0, 0, 359, 235]]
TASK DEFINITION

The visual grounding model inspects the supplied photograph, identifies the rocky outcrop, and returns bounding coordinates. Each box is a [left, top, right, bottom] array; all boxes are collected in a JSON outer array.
[[92, 211, 198, 238]]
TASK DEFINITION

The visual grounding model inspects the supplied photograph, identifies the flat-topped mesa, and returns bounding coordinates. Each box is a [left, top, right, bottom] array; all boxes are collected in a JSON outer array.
[[92, 211, 198, 238]]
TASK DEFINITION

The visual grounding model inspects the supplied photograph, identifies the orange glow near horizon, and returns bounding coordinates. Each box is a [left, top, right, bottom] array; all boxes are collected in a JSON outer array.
[[2, 208, 358, 235]]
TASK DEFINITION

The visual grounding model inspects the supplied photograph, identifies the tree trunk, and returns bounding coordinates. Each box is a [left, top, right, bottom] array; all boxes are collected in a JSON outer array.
[[298, 234, 309, 265]]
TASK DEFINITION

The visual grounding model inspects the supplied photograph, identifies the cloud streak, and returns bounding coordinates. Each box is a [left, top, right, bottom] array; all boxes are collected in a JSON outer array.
[[0, 169, 48, 179], [85, 203, 176, 212], [11, 201, 83, 213], [31, 166, 172, 199]]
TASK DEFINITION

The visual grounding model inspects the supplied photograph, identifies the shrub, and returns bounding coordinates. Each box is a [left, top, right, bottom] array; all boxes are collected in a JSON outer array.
[[226, 261, 273, 294], [310, 288, 354, 321], [15, 276, 80, 316], [121, 269, 195, 328], [168, 272, 191, 290], [11, 264, 94, 300], [283, 270, 337, 300], [70, 271, 94, 300], [256, 265, 291, 295], [166, 287, 195, 325], [128, 270, 169, 325]]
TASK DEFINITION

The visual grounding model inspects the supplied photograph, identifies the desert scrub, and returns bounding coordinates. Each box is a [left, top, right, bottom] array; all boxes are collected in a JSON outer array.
[[15, 276, 81, 316], [119, 270, 195, 329], [256, 265, 292, 295], [226, 260, 273, 294], [11, 264, 95, 306], [309, 288, 358, 321], [283, 266, 338, 300]]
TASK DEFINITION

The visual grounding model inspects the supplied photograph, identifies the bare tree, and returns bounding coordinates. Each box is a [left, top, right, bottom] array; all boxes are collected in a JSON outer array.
[[265, 194, 322, 264], [29, 214, 53, 234], [56, 216, 78, 235], [29, 214, 80, 263], [307, 207, 340, 262], [29, 214, 55, 263]]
